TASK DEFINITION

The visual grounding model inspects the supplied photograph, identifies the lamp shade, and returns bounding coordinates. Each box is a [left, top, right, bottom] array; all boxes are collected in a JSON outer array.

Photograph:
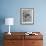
[[5, 18, 14, 25]]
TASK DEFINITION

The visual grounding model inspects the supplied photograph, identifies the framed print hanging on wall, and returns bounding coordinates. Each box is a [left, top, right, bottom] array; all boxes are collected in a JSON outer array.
[[20, 8, 34, 24]]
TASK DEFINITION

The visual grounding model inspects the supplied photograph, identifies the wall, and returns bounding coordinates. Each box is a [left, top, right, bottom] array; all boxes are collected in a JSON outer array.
[[0, 0, 46, 32], [0, 0, 46, 46]]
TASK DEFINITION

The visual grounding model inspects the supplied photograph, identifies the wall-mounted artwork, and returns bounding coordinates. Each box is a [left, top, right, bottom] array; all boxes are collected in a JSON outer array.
[[20, 8, 34, 24]]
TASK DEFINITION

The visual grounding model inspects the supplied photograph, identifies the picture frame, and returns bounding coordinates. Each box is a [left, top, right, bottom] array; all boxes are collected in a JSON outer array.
[[20, 8, 34, 24]]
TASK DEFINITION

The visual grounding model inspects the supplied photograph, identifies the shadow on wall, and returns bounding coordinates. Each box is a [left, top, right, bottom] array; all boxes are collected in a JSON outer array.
[[0, 16, 5, 46], [0, 33, 4, 46], [0, 16, 5, 32]]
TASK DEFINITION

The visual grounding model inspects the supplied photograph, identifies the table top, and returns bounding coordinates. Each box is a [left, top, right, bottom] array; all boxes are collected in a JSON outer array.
[[4, 32, 43, 40]]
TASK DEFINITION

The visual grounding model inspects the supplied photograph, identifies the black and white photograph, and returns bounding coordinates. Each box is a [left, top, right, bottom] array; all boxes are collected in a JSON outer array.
[[20, 8, 34, 24]]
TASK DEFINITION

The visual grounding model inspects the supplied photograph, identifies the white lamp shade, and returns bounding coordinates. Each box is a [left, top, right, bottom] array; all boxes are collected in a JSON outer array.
[[5, 18, 14, 25]]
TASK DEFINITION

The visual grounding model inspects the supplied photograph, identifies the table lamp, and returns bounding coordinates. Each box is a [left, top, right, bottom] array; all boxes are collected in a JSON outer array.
[[5, 18, 14, 35]]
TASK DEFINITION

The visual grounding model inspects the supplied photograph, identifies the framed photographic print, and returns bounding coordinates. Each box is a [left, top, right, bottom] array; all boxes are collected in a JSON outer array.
[[20, 8, 34, 24]]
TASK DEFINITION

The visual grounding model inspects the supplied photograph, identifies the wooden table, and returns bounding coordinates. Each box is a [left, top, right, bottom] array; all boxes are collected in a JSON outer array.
[[4, 32, 43, 46]]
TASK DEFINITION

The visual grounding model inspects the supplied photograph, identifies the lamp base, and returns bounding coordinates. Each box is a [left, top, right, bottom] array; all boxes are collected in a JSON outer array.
[[8, 32, 11, 35]]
